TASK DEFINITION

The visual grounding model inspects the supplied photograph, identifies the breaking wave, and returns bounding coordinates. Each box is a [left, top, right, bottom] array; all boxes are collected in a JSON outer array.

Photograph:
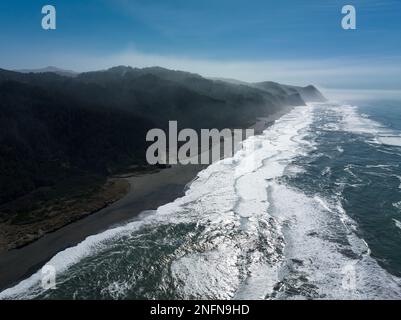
[[2, 103, 401, 300]]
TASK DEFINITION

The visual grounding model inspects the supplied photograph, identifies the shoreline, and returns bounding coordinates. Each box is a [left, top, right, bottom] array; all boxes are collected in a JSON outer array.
[[0, 178, 130, 252], [0, 106, 293, 292]]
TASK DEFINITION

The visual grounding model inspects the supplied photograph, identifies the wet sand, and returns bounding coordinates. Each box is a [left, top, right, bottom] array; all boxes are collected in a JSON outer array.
[[0, 106, 292, 292]]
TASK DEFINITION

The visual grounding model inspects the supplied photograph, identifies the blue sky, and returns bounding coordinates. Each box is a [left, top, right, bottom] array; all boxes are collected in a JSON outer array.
[[1, 0, 401, 93]]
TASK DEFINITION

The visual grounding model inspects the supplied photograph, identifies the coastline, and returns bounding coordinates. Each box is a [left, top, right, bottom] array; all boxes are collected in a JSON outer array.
[[0, 178, 130, 252], [0, 105, 293, 292]]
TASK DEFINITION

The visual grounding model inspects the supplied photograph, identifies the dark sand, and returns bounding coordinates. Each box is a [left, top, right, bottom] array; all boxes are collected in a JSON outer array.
[[0, 106, 292, 291]]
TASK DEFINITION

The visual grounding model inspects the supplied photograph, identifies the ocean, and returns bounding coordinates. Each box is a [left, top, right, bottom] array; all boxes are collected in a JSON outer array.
[[1, 100, 401, 299]]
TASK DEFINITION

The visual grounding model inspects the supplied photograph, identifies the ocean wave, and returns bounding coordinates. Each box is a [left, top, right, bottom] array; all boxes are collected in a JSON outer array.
[[0, 105, 314, 299], [268, 183, 401, 299], [340, 105, 384, 135], [0, 212, 157, 299], [331, 104, 401, 149], [393, 219, 401, 231], [378, 136, 401, 147], [2, 103, 401, 300]]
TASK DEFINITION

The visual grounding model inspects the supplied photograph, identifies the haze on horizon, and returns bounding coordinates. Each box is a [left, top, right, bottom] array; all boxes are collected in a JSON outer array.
[[1, 0, 401, 99]]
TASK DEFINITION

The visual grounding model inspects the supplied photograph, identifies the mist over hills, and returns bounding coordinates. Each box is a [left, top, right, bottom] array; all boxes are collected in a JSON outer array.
[[253, 81, 326, 103], [15, 66, 78, 78], [0, 66, 325, 206]]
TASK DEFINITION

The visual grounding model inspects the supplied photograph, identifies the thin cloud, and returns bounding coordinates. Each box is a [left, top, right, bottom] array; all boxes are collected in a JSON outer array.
[[6, 48, 401, 98], [42, 49, 401, 89]]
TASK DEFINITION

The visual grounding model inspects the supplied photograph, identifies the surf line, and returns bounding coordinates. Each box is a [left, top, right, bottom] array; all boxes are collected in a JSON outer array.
[[146, 120, 254, 165]]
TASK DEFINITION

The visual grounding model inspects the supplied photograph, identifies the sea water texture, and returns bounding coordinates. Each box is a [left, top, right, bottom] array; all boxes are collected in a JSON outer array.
[[1, 102, 401, 300]]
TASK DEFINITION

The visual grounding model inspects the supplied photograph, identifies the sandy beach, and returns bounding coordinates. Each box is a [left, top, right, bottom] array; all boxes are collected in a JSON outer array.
[[0, 106, 292, 292]]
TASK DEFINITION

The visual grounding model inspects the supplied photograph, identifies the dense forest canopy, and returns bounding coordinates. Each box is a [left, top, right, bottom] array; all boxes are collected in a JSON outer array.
[[0, 66, 325, 205]]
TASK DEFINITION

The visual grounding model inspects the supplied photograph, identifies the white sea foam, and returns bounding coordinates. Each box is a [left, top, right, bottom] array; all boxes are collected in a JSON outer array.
[[340, 105, 383, 135], [378, 136, 401, 147], [0, 105, 313, 299], [335, 104, 401, 148], [393, 201, 401, 211], [0, 214, 155, 299], [267, 183, 401, 299], [169, 105, 315, 299], [393, 219, 401, 231], [169, 103, 401, 299], [2, 102, 401, 300]]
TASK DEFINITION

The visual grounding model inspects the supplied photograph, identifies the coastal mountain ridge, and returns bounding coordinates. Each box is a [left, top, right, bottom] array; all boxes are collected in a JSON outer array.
[[15, 66, 79, 78], [0, 65, 326, 204], [0, 66, 325, 249]]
